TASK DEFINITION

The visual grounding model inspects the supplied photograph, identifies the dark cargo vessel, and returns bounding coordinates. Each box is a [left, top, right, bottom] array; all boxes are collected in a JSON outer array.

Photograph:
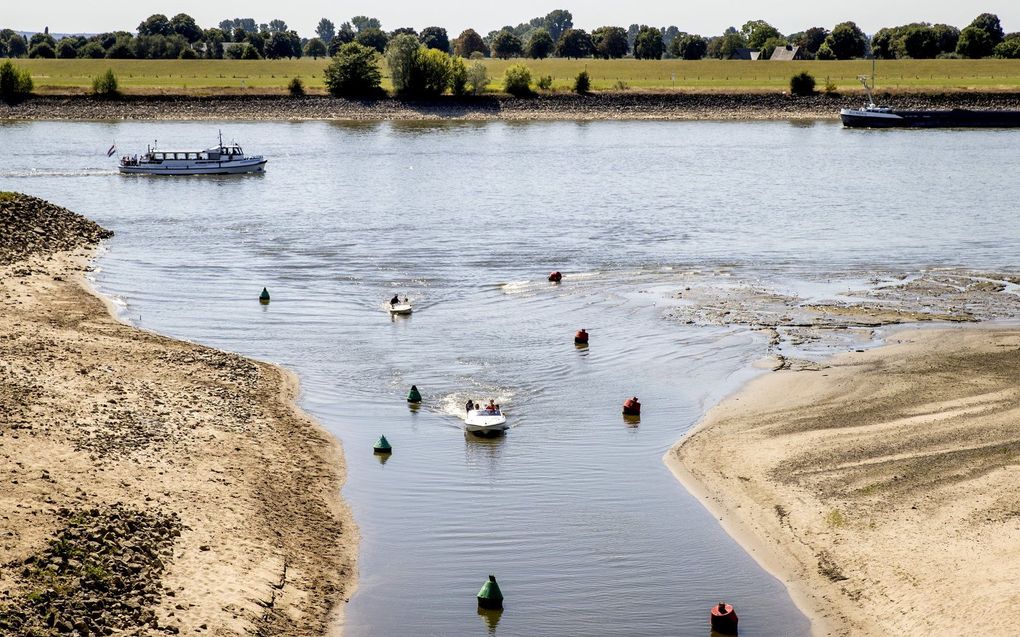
[[840, 105, 1020, 128], [840, 65, 1020, 129]]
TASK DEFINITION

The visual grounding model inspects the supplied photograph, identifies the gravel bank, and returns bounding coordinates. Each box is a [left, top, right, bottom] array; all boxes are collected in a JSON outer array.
[[0, 194, 355, 636], [4, 91, 1020, 121]]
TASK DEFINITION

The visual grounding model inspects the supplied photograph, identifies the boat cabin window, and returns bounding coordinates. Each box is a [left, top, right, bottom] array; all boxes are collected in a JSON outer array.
[[153, 153, 164, 160], [187, 152, 198, 160]]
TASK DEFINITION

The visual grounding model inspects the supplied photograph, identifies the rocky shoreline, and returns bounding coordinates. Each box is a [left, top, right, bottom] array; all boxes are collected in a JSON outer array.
[[3, 91, 1020, 121], [0, 193, 355, 636]]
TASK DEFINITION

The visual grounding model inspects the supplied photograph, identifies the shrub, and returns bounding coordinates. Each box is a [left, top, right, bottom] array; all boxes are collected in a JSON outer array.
[[613, 80, 629, 90], [466, 61, 489, 95], [790, 71, 816, 96], [91, 68, 119, 97], [823, 77, 838, 96], [0, 60, 34, 103], [574, 70, 591, 94], [503, 63, 533, 97], [324, 42, 383, 97], [536, 75, 553, 90], [469, 50, 485, 60], [449, 56, 468, 96], [407, 48, 452, 97], [178, 47, 198, 60], [288, 77, 305, 96]]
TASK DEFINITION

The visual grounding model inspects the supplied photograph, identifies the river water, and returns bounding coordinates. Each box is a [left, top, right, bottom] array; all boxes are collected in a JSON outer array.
[[3, 119, 1020, 636]]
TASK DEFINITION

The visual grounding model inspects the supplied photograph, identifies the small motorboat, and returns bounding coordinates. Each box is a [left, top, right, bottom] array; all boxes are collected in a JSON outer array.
[[388, 303, 413, 315], [464, 408, 508, 435]]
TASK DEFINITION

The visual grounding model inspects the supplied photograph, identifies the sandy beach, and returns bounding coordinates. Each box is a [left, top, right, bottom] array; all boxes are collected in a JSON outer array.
[[0, 193, 355, 635], [3, 91, 1020, 121], [669, 326, 1020, 636]]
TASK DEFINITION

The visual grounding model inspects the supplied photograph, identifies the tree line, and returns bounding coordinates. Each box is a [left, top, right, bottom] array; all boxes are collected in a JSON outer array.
[[1, 10, 1017, 61]]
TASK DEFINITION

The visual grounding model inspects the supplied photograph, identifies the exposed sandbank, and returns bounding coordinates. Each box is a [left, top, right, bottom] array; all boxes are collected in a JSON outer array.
[[0, 193, 356, 635], [669, 326, 1020, 636]]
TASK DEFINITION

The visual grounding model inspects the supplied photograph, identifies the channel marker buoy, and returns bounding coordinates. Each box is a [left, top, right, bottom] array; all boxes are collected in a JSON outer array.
[[259, 287, 271, 304], [622, 396, 641, 416], [407, 385, 422, 403], [373, 435, 392, 454], [710, 601, 738, 635], [477, 575, 504, 610]]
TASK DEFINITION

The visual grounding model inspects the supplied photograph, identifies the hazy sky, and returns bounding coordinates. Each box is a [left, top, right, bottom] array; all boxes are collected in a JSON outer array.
[[8, 1, 1018, 37]]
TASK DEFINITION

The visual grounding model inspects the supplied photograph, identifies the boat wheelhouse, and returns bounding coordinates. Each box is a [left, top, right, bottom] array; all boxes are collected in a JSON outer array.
[[119, 133, 267, 175]]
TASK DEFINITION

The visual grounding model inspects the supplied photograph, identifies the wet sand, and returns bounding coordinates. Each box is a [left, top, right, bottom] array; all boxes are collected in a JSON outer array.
[[0, 194, 355, 635], [3, 91, 1020, 121], [669, 326, 1020, 636]]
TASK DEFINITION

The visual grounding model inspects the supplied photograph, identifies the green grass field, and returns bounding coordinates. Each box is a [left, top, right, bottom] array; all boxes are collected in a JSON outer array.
[[15, 58, 1020, 95]]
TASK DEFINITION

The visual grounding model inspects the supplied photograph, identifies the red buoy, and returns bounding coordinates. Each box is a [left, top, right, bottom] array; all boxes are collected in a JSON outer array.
[[574, 329, 588, 345], [548, 271, 562, 283], [710, 602, 738, 635], [622, 397, 640, 416]]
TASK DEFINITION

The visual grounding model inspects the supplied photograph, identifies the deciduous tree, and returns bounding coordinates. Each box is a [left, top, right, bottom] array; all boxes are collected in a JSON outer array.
[[525, 29, 554, 59], [137, 14, 173, 37], [453, 29, 488, 58], [304, 38, 327, 58], [670, 34, 707, 60], [171, 14, 203, 43], [823, 21, 867, 59], [420, 26, 450, 52], [592, 26, 628, 59], [555, 28, 593, 58], [741, 20, 782, 50], [544, 10, 573, 42], [316, 18, 336, 43], [355, 28, 389, 53], [633, 26, 664, 59], [491, 30, 523, 59]]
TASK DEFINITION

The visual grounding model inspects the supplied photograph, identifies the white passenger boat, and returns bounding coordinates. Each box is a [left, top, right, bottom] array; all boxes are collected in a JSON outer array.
[[388, 303, 413, 315], [465, 408, 509, 435], [119, 133, 266, 175]]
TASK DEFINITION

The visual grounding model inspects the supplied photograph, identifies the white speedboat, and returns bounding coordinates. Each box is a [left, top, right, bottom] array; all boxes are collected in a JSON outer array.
[[388, 303, 413, 315], [465, 408, 508, 435], [119, 133, 266, 175]]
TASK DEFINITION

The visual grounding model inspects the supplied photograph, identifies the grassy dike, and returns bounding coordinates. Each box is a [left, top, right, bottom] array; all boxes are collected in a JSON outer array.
[[15, 57, 1020, 95]]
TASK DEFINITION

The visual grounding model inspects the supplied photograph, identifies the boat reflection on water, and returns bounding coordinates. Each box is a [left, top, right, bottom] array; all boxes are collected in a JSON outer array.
[[477, 607, 502, 634]]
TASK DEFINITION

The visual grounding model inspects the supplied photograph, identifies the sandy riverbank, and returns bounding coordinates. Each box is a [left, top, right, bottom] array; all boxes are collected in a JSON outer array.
[[669, 326, 1020, 636], [3, 91, 1020, 121], [0, 193, 355, 635]]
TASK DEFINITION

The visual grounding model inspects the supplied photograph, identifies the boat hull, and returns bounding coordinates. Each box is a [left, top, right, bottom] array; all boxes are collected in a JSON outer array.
[[388, 304, 413, 315], [119, 159, 267, 175], [465, 410, 508, 434], [841, 108, 1020, 129]]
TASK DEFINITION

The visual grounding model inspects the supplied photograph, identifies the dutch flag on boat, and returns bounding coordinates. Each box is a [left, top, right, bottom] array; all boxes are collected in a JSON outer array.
[[106, 144, 116, 157]]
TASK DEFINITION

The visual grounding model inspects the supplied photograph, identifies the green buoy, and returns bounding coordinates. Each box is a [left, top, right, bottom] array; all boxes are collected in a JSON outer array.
[[373, 435, 392, 454], [476, 575, 503, 610], [407, 385, 422, 404], [259, 287, 271, 305]]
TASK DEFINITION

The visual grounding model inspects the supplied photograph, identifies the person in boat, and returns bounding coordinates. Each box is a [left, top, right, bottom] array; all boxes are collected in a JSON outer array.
[[486, 400, 496, 413], [390, 294, 400, 307], [466, 399, 475, 413]]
